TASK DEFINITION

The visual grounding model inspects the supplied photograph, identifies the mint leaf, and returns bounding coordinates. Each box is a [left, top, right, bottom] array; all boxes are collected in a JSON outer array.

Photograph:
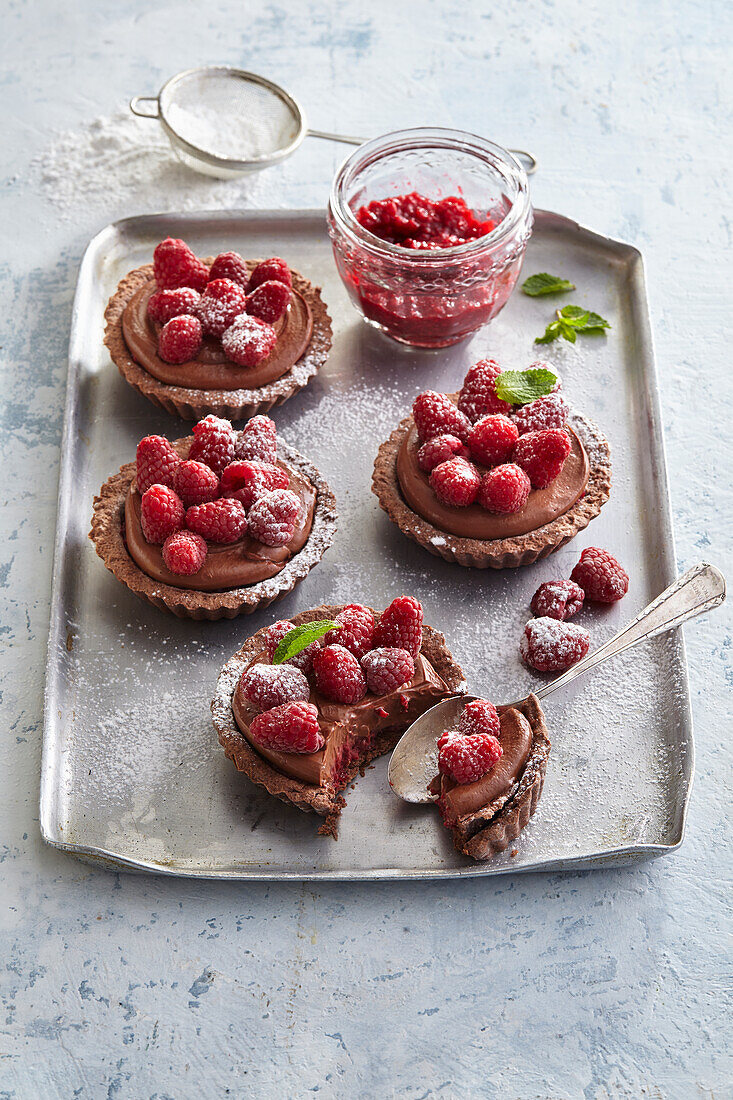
[[535, 320, 562, 344], [582, 311, 611, 332], [495, 367, 558, 405], [560, 306, 591, 327], [535, 305, 611, 344], [272, 620, 338, 665], [522, 272, 576, 296]]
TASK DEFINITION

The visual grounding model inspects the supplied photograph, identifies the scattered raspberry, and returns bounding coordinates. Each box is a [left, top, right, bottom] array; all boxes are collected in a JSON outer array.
[[263, 619, 321, 673], [250, 701, 324, 754], [188, 415, 236, 474], [372, 596, 423, 658], [247, 489, 301, 547], [220, 459, 288, 507], [513, 392, 568, 434], [417, 434, 469, 472], [136, 435, 180, 494], [530, 580, 585, 620], [140, 484, 184, 545], [457, 699, 501, 739], [153, 238, 209, 292], [413, 391, 471, 443], [468, 414, 519, 467], [195, 278, 248, 337], [512, 428, 572, 489], [172, 459, 220, 508], [158, 314, 203, 364], [477, 463, 531, 514], [437, 730, 503, 785], [430, 457, 481, 507], [161, 529, 207, 575], [221, 314, 277, 366], [361, 647, 415, 695], [235, 415, 278, 463], [247, 257, 292, 292], [312, 644, 367, 705], [324, 604, 375, 660], [457, 359, 512, 421], [240, 662, 310, 712], [570, 547, 629, 603], [247, 280, 291, 324], [520, 617, 590, 672], [147, 287, 201, 325], [209, 251, 249, 287], [185, 498, 247, 544]]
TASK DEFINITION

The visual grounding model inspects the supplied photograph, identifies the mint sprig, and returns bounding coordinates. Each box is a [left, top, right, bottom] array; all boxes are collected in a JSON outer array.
[[495, 367, 558, 406], [522, 272, 576, 297], [272, 620, 338, 665], [535, 304, 611, 345]]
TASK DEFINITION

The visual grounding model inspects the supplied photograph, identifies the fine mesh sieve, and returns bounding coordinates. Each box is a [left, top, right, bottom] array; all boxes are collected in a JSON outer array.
[[131, 66, 537, 179]]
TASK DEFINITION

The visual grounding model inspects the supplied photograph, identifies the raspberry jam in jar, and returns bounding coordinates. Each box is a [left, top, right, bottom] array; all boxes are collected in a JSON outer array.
[[328, 128, 533, 348]]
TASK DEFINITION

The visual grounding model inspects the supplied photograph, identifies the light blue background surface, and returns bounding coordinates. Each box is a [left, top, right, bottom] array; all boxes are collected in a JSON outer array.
[[2, 1, 731, 1097]]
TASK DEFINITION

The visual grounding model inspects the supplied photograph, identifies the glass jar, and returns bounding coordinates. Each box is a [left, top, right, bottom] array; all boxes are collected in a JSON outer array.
[[328, 127, 533, 348]]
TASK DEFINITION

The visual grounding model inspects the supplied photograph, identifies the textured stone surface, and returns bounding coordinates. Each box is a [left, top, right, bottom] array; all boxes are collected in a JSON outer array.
[[1, 1, 731, 1097]]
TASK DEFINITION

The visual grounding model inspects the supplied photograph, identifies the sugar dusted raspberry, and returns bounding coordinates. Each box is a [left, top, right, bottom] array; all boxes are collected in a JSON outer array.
[[172, 459, 220, 508], [250, 701, 324, 754], [571, 547, 629, 603], [477, 463, 531, 514], [147, 287, 201, 325], [417, 434, 469, 473], [209, 251, 249, 287], [528, 360, 562, 392], [458, 699, 500, 739], [361, 647, 415, 695], [188, 415, 236, 474], [221, 314, 277, 367], [235, 415, 278, 463], [530, 579, 585, 620], [161, 529, 207, 575], [437, 730, 503, 785], [312, 644, 366, 705], [513, 428, 572, 489], [468, 414, 519, 467], [248, 257, 292, 292], [247, 280, 291, 324], [140, 484, 184, 544], [136, 435, 180, 494], [373, 596, 423, 658], [458, 359, 512, 421], [158, 315, 203, 364], [240, 662, 310, 712], [247, 489, 301, 547], [153, 238, 209, 292], [263, 619, 321, 673], [220, 459, 288, 507], [195, 278, 248, 337], [513, 392, 568, 435], [413, 391, 471, 443], [325, 604, 375, 660], [185, 498, 247, 544], [520, 617, 590, 672], [430, 457, 481, 507]]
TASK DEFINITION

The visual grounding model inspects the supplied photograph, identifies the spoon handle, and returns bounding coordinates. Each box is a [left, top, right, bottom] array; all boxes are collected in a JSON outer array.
[[534, 562, 726, 702]]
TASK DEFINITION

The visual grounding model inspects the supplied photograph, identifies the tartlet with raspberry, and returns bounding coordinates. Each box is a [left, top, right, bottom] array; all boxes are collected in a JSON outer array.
[[89, 414, 337, 620], [212, 599, 465, 833], [372, 359, 612, 568], [104, 239, 332, 421]]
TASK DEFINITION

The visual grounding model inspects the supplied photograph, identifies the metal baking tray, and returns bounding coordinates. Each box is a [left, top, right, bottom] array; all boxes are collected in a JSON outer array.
[[41, 208, 693, 879]]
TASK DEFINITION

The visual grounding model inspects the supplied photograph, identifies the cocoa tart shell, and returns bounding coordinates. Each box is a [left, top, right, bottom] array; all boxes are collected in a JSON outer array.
[[104, 259, 333, 421], [372, 404, 612, 569], [89, 438, 337, 621], [211, 604, 466, 830]]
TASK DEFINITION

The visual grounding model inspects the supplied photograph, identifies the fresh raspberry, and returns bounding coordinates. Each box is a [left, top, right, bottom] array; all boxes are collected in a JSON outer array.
[[513, 392, 568, 435], [530, 579, 585, 620], [250, 701, 324, 754], [457, 699, 501, 739], [195, 278, 248, 337], [570, 547, 629, 603], [413, 391, 471, 443], [209, 251, 249, 287], [247, 280, 291, 324], [153, 238, 209, 292], [437, 730, 503, 785], [512, 428, 572, 489], [221, 314, 277, 366], [324, 604, 375, 660], [235, 415, 278, 463], [520, 617, 590, 673], [468, 414, 519, 467], [239, 662, 310, 712], [136, 435, 180, 494], [161, 529, 207, 575], [185, 498, 247, 544], [220, 459, 288, 507], [458, 359, 512, 421], [312, 644, 366, 705], [158, 315, 203, 364], [430, 457, 481, 507], [477, 463, 531, 514], [140, 484, 184, 544], [247, 489, 301, 546], [417, 434, 469, 473], [147, 287, 201, 325], [361, 647, 415, 695], [247, 257, 292, 292], [188, 415, 236, 474], [263, 620, 321, 673], [372, 596, 423, 658], [172, 459, 220, 508]]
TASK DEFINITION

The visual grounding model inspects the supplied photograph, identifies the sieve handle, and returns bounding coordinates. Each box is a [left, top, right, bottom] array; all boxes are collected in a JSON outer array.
[[130, 96, 161, 120], [307, 129, 537, 174]]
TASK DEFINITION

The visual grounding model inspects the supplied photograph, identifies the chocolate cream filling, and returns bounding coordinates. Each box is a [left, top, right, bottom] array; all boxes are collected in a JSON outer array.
[[438, 708, 533, 822]]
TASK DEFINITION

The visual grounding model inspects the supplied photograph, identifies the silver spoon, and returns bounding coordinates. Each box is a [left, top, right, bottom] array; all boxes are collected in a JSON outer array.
[[388, 562, 726, 804]]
